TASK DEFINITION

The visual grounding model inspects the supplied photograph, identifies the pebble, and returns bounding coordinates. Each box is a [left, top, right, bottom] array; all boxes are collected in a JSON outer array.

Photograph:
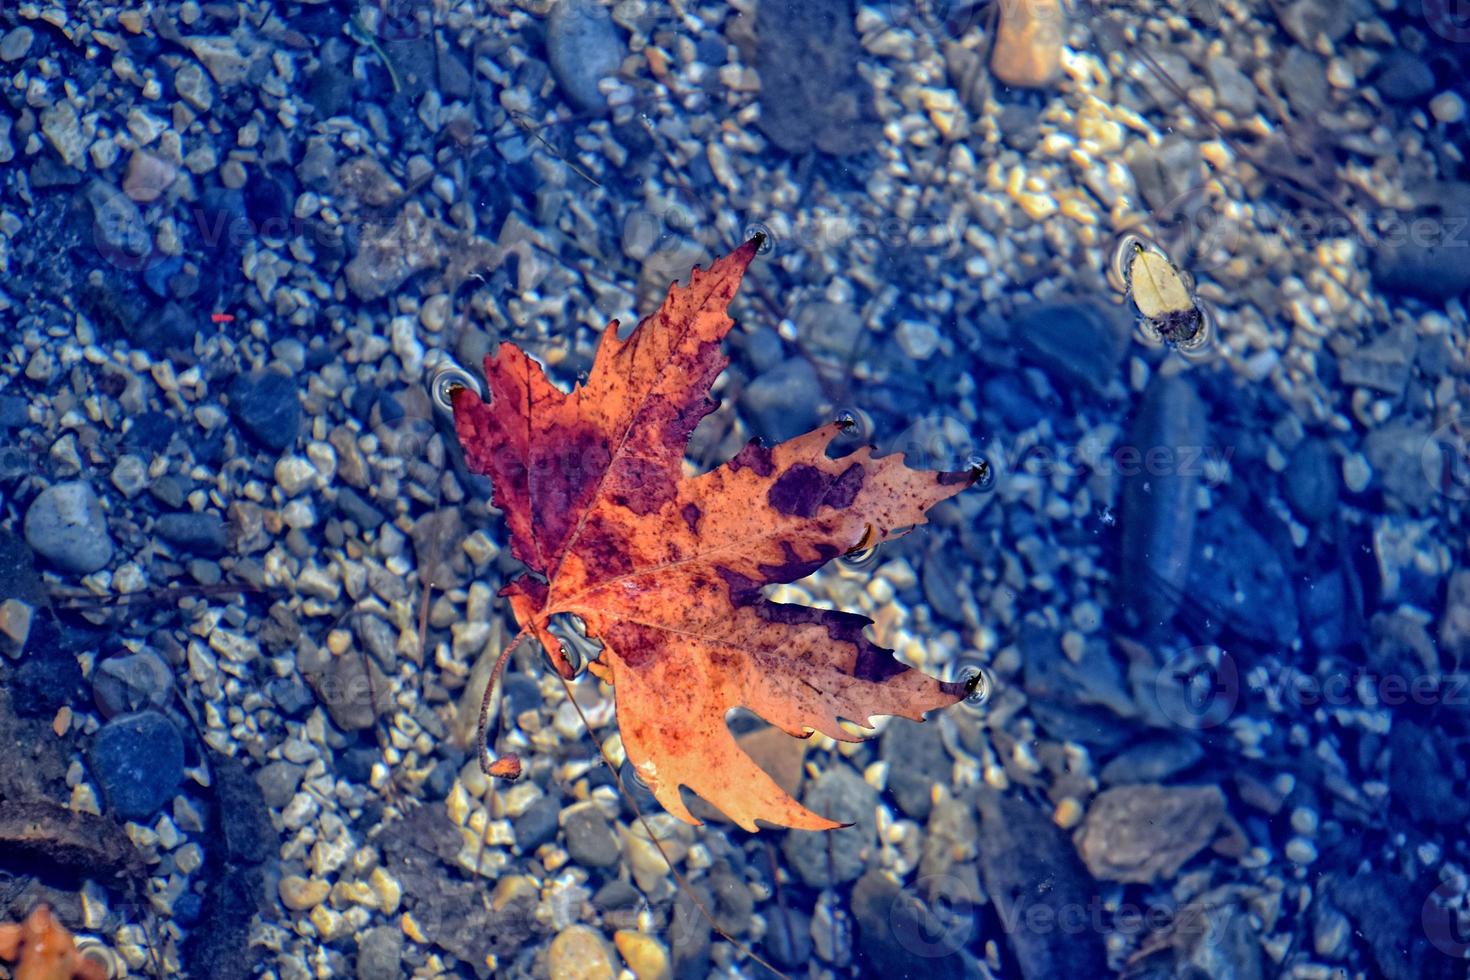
[[614, 931, 672, 980], [546, 0, 625, 113], [24, 481, 115, 574], [183, 36, 251, 85], [894, 320, 941, 360], [40, 102, 86, 168], [275, 455, 318, 496], [1119, 374, 1205, 630], [0, 26, 33, 61], [122, 150, 177, 204], [153, 512, 228, 557], [86, 710, 185, 821], [1430, 91, 1465, 124], [547, 925, 617, 980], [174, 61, 214, 112], [1011, 302, 1128, 397], [0, 599, 33, 658], [991, 0, 1064, 89], [1283, 439, 1339, 524], [782, 765, 878, 887], [562, 801, 621, 868], [85, 180, 151, 261], [279, 875, 330, 911], [1099, 735, 1203, 785], [254, 760, 306, 809], [738, 358, 823, 443], [229, 370, 302, 452], [1373, 50, 1435, 103], [312, 653, 389, 731], [92, 652, 174, 717], [513, 795, 561, 852], [1342, 451, 1371, 493], [1206, 56, 1256, 115], [355, 926, 403, 980], [110, 455, 149, 498], [1075, 784, 1226, 883]]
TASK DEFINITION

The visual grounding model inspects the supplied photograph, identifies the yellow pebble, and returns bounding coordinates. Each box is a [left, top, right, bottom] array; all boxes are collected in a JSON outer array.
[[548, 926, 616, 980], [331, 880, 376, 908], [401, 911, 428, 944], [309, 903, 347, 941], [279, 875, 330, 911], [370, 866, 402, 915], [614, 930, 672, 980], [1018, 193, 1058, 221], [1054, 797, 1084, 829]]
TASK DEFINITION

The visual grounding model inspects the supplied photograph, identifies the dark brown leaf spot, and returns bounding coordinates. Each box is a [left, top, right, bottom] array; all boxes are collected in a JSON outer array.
[[729, 439, 775, 477], [767, 463, 825, 517], [767, 462, 865, 517], [681, 502, 702, 533]]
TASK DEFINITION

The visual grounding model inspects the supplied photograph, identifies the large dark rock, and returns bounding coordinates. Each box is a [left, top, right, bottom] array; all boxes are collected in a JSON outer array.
[[976, 789, 1108, 980], [750, 0, 881, 155], [1118, 374, 1206, 632], [228, 370, 301, 452], [546, 0, 625, 112], [1011, 301, 1129, 399], [86, 710, 185, 821]]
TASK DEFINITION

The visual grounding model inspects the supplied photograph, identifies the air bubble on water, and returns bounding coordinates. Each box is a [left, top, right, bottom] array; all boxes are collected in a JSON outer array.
[[428, 359, 482, 414], [956, 663, 993, 710], [546, 612, 603, 673], [966, 454, 995, 492]]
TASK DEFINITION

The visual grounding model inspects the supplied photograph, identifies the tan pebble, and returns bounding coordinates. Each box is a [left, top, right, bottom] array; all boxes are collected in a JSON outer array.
[[331, 880, 376, 908], [278, 875, 330, 911], [370, 866, 402, 915], [548, 925, 616, 980], [614, 930, 672, 980], [309, 902, 347, 941], [1431, 91, 1465, 124], [991, 0, 1065, 89], [400, 912, 428, 944], [122, 150, 176, 203], [1054, 796, 1084, 829], [491, 874, 539, 912]]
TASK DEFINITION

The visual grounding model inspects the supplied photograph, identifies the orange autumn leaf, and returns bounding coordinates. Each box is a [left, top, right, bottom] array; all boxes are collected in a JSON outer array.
[[0, 906, 110, 980], [452, 237, 979, 831]]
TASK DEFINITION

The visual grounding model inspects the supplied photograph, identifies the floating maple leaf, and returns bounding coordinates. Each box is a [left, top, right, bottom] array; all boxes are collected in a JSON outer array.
[[452, 237, 979, 831]]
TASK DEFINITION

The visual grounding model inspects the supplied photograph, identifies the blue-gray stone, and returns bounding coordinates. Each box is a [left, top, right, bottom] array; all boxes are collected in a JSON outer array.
[[1119, 375, 1206, 631], [1012, 302, 1129, 398], [24, 481, 114, 574], [87, 710, 185, 820], [546, 0, 624, 113], [154, 511, 229, 557], [229, 370, 301, 452], [92, 651, 174, 717], [739, 358, 823, 443]]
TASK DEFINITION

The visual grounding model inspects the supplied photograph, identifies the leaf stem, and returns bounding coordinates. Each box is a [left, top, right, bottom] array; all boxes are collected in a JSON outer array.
[[348, 14, 403, 95], [476, 626, 532, 778]]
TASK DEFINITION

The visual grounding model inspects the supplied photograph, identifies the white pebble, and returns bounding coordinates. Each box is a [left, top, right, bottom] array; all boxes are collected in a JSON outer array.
[[274, 455, 316, 496], [1430, 91, 1465, 124]]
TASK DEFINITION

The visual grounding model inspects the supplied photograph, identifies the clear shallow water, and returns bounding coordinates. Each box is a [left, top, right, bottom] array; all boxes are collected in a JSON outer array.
[[0, 1, 1468, 978]]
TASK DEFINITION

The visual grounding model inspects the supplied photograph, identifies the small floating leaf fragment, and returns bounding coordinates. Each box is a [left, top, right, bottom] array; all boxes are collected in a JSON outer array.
[[1110, 234, 1213, 354]]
